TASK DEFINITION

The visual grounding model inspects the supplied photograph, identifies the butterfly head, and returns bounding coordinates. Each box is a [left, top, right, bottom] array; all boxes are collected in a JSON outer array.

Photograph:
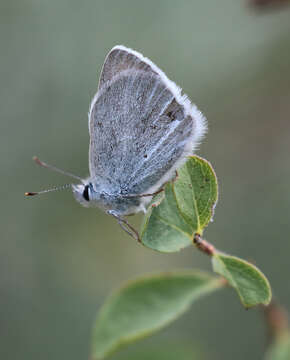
[[72, 182, 93, 207]]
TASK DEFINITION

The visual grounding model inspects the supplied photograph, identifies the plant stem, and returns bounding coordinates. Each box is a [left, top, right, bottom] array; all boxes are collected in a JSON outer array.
[[193, 234, 216, 256], [264, 301, 289, 342]]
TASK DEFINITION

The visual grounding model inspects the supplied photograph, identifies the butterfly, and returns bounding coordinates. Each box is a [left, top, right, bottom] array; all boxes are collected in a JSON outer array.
[[26, 45, 206, 241]]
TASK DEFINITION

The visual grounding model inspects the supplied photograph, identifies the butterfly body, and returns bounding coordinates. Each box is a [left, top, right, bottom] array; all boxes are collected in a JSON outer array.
[[72, 46, 206, 219], [72, 180, 143, 215]]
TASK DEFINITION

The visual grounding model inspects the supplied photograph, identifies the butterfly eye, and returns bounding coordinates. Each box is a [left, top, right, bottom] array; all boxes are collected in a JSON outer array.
[[83, 185, 90, 201]]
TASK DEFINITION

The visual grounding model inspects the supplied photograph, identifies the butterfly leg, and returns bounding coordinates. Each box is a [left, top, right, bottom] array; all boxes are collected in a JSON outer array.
[[107, 210, 141, 243], [121, 171, 179, 199], [141, 170, 179, 196], [128, 187, 164, 198]]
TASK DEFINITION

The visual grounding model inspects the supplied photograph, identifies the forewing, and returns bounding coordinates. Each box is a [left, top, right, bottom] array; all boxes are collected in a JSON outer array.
[[89, 69, 199, 195], [98, 45, 158, 91]]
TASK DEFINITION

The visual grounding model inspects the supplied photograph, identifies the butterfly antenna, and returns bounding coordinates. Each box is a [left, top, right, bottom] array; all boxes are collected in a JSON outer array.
[[25, 183, 72, 197], [32, 156, 83, 181]]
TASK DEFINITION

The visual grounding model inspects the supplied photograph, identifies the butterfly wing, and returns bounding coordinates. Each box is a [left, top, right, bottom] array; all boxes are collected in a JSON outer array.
[[97, 45, 159, 91], [89, 46, 206, 196]]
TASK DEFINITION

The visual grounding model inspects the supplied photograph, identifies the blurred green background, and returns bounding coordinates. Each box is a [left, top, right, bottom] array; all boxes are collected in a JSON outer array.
[[1, 1, 290, 359]]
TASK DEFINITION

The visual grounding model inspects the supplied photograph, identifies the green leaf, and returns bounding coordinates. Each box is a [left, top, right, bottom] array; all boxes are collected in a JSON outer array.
[[91, 271, 223, 360], [140, 156, 218, 252], [212, 252, 272, 308], [140, 183, 193, 252], [173, 156, 218, 231], [265, 334, 290, 360]]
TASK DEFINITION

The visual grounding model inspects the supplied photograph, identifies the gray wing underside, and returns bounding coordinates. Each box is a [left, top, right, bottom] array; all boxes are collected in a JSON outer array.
[[98, 46, 158, 91], [89, 69, 194, 195]]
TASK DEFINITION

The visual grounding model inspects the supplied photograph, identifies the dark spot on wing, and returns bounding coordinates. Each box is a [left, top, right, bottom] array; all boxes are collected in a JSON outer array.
[[164, 98, 184, 122]]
